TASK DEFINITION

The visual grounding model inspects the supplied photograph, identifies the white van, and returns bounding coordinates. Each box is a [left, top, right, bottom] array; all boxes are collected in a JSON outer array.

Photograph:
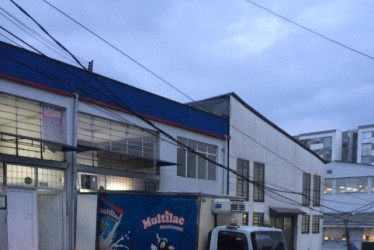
[[208, 225, 287, 250]]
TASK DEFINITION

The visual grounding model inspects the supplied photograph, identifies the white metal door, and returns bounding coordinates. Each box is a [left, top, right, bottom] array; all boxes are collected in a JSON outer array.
[[38, 191, 64, 250], [7, 189, 38, 250]]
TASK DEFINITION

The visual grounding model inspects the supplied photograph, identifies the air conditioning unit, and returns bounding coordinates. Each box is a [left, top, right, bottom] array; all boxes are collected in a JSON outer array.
[[81, 174, 98, 190], [212, 199, 246, 214]]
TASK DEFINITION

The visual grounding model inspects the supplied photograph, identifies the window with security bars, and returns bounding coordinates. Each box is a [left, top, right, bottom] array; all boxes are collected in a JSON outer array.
[[38, 168, 64, 189], [6, 164, 64, 189], [302, 214, 310, 234], [236, 159, 249, 200], [0, 93, 64, 161], [253, 213, 264, 226], [177, 137, 217, 180], [77, 113, 159, 173], [312, 215, 320, 233], [253, 162, 264, 202], [313, 175, 321, 206], [302, 173, 311, 206], [78, 172, 159, 191]]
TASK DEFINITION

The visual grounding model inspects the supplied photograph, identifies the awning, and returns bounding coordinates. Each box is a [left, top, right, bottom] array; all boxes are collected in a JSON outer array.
[[269, 207, 307, 216], [0, 132, 177, 167], [77, 144, 177, 168], [0, 131, 80, 152]]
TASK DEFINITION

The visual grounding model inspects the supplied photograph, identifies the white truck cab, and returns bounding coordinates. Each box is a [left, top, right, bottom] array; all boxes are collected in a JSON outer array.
[[208, 225, 287, 250]]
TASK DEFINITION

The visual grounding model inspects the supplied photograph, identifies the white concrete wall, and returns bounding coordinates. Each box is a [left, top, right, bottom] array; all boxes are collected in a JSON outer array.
[[0, 79, 76, 249], [229, 96, 324, 250], [0, 78, 76, 145]]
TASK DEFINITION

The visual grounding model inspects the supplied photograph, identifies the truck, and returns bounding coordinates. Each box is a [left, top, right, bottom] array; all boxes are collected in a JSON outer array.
[[208, 225, 287, 250], [75, 191, 287, 250]]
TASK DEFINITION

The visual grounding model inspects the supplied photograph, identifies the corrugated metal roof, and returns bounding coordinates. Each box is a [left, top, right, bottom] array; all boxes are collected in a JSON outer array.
[[0, 42, 228, 138]]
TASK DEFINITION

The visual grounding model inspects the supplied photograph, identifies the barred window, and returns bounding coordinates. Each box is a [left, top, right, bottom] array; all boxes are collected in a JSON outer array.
[[177, 137, 217, 180], [312, 215, 320, 233], [77, 113, 159, 174], [313, 175, 321, 206], [78, 172, 158, 192], [253, 162, 264, 202], [302, 173, 311, 206], [253, 213, 264, 227], [0, 93, 65, 161], [7, 164, 64, 189], [237, 159, 249, 200], [302, 214, 310, 234]]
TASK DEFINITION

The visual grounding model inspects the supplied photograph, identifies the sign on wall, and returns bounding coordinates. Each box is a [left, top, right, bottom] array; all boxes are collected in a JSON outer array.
[[42, 105, 63, 143], [97, 193, 198, 250]]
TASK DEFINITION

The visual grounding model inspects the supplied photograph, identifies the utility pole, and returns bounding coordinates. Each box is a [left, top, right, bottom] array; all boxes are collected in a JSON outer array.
[[88, 60, 94, 72]]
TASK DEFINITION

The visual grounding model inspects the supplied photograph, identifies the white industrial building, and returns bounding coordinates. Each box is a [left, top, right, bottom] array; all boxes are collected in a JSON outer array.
[[0, 42, 229, 250], [0, 41, 325, 250], [189, 93, 325, 250]]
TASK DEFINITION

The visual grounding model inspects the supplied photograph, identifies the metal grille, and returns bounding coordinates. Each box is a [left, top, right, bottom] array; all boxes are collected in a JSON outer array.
[[7, 164, 64, 189], [0, 93, 64, 161], [7, 164, 36, 186], [78, 172, 159, 192], [38, 168, 64, 189], [77, 113, 159, 172]]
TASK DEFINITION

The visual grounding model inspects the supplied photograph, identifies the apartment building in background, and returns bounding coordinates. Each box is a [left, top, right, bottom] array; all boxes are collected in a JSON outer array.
[[295, 125, 374, 165]]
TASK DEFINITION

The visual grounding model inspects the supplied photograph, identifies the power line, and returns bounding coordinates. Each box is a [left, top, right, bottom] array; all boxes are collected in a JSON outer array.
[[0, 7, 82, 63], [244, 0, 374, 61], [5, 44, 371, 225], [6, 2, 372, 222], [10, 0, 87, 70], [0, 27, 343, 220], [0, 25, 43, 54], [41, 0, 197, 103]]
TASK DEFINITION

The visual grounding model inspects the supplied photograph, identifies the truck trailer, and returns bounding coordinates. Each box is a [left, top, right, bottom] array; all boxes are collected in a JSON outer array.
[[76, 191, 286, 250]]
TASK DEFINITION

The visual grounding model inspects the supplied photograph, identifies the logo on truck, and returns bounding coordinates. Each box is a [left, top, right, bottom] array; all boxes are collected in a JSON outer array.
[[142, 210, 185, 231]]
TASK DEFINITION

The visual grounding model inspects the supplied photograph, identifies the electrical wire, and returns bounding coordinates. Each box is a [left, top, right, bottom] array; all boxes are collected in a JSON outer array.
[[41, 0, 197, 103], [244, 0, 374, 61], [10, 0, 87, 70], [5, 1, 374, 226], [0, 31, 24, 48], [4, 41, 371, 226], [0, 7, 88, 65]]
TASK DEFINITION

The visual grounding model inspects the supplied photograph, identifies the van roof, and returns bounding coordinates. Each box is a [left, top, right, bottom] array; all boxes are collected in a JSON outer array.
[[215, 225, 283, 233]]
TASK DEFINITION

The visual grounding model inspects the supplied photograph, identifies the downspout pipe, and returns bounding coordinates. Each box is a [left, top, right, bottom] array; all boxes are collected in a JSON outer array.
[[226, 135, 231, 195], [69, 93, 79, 250]]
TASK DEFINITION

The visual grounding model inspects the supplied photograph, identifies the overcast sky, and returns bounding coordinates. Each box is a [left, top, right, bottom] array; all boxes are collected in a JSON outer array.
[[1, 0, 373, 135]]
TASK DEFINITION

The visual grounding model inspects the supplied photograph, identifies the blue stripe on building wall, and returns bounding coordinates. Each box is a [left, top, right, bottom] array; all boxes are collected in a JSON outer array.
[[0, 42, 228, 138]]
